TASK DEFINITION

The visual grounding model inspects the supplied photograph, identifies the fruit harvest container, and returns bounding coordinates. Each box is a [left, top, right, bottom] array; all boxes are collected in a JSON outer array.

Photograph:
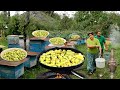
[[7, 35, 19, 45], [24, 51, 39, 68], [24, 56, 37, 68], [29, 37, 50, 53], [0, 64, 24, 79], [0, 58, 28, 79], [76, 39, 86, 45], [8, 44, 21, 48]]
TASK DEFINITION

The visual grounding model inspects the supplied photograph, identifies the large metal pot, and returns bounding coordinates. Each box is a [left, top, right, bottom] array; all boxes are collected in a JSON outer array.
[[37, 47, 85, 71]]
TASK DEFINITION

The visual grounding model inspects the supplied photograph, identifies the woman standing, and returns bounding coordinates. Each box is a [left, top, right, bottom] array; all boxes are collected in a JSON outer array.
[[86, 32, 101, 75]]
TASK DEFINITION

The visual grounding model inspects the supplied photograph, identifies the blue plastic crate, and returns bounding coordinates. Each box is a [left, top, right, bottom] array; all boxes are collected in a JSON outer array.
[[76, 40, 81, 45], [76, 39, 86, 45], [29, 40, 50, 52], [29, 43, 41, 52], [7, 35, 19, 44], [104, 52, 110, 61], [81, 39, 86, 44], [41, 41, 50, 52], [43, 41, 50, 46], [24, 56, 37, 68], [29, 40, 42, 44], [0, 63, 24, 79], [8, 44, 21, 48]]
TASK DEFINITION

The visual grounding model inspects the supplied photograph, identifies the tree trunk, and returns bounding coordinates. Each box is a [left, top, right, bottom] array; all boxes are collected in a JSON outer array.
[[50, 11, 54, 17], [23, 11, 30, 50], [3, 11, 7, 17], [7, 11, 10, 24]]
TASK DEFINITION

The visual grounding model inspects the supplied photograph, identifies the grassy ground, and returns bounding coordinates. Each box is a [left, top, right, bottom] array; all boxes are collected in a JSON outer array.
[[19, 65, 49, 79], [113, 46, 120, 79], [0, 37, 120, 79], [0, 37, 8, 49]]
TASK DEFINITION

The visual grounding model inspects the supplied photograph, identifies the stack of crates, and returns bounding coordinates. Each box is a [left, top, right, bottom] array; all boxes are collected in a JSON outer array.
[[29, 38, 50, 53], [0, 64, 24, 79], [8, 44, 21, 48], [81, 38, 86, 44], [0, 58, 28, 79], [24, 56, 37, 68], [7, 35, 21, 48], [24, 38, 50, 68], [77, 38, 86, 45]]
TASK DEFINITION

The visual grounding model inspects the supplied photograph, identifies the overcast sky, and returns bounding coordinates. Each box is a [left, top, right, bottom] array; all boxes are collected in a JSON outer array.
[[9, 11, 120, 17], [54, 11, 76, 18], [8, 11, 77, 18], [1, 11, 120, 18]]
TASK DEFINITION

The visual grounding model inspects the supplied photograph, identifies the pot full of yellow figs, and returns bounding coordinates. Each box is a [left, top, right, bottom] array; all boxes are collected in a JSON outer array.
[[37, 47, 85, 71]]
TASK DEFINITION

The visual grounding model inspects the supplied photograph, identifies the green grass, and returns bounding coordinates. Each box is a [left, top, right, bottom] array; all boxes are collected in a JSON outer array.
[[0, 37, 8, 49], [112, 46, 120, 79], [19, 65, 49, 79]]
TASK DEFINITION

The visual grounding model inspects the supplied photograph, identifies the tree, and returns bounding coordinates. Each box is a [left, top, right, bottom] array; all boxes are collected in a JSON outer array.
[[7, 11, 10, 24], [7, 14, 21, 35], [23, 11, 30, 50], [0, 12, 8, 37], [43, 11, 54, 16], [59, 14, 73, 30], [73, 11, 114, 37]]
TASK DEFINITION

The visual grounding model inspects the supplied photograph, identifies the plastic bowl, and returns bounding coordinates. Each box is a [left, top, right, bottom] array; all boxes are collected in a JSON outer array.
[[0, 48, 27, 62], [49, 37, 66, 46], [32, 30, 49, 39]]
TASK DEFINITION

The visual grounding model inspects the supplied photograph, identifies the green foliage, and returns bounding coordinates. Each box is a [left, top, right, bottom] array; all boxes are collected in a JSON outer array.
[[72, 11, 120, 37], [59, 15, 73, 30], [0, 37, 8, 49], [0, 11, 120, 38], [0, 13, 7, 30], [1, 11, 61, 37], [7, 14, 21, 35]]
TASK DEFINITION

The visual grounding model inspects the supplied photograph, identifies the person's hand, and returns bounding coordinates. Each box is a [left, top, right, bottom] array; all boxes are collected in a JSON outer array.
[[95, 45, 99, 48]]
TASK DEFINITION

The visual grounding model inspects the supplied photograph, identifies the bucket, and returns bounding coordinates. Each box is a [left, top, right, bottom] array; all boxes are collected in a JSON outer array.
[[7, 35, 19, 44], [95, 58, 105, 68]]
